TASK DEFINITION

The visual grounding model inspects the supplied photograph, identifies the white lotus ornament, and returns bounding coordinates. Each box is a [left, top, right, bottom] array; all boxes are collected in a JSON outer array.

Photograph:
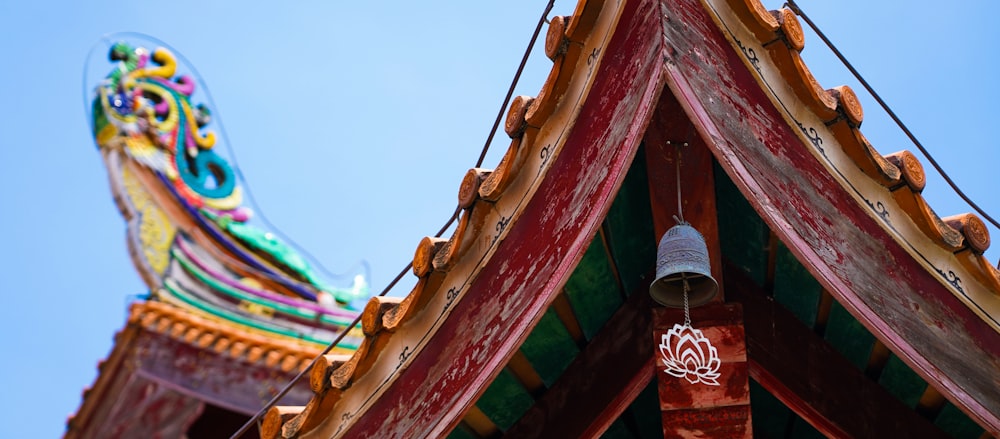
[[659, 323, 722, 386]]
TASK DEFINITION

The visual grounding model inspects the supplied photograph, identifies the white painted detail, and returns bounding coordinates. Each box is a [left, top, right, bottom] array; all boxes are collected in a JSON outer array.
[[659, 323, 722, 386]]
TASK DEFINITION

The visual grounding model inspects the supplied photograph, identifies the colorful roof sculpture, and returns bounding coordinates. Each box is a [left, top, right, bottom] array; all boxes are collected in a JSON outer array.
[[254, 0, 1000, 437], [67, 39, 370, 438]]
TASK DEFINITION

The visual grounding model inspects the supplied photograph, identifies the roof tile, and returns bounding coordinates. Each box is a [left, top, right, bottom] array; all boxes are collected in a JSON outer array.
[[729, 0, 998, 282]]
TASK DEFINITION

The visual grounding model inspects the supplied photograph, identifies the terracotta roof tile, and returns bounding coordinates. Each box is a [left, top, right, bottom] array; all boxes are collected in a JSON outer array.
[[727, 1, 997, 271], [132, 301, 327, 371]]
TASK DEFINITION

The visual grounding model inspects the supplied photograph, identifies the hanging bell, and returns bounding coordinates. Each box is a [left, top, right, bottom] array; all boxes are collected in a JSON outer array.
[[649, 223, 719, 307]]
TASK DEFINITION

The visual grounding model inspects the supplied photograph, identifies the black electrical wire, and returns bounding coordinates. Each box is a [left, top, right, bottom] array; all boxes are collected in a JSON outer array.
[[475, 0, 556, 168], [228, 206, 460, 439], [228, 264, 408, 439], [784, 0, 999, 230], [229, 4, 555, 436]]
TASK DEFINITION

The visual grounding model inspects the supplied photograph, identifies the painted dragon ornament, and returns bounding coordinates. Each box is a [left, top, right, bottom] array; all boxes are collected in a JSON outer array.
[[89, 40, 368, 348]]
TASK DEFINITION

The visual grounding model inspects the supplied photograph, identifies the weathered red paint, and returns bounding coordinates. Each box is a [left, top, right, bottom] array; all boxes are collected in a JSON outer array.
[[659, 0, 1000, 432], [653, 303, 751, 438], [504, 286, 655, 438], [99, 375, 203, 439], [643, 90, 725, 300], [341, 0, 667, 436], [725, 262, 949, 438], [661, 405, 751, 439], [134, 332, 312, 415], [644, 101, 747, 435], [69, 327, 302, 438]]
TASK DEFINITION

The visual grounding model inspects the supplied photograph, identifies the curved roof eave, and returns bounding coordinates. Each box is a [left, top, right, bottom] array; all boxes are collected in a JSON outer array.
[[263, 0, 666, 437], [670, 0, 1000, 432]]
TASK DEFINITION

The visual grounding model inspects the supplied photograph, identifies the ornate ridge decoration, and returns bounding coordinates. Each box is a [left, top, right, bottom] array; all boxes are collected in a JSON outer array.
[[262, 0, 625, 436], [89, 39, 370, 335], [659, 323, 722, 386], [714, 0, 1000, 312], [94, 43, 242, 212], [73, 43, 376, 438], [75, 38, 381, 437]]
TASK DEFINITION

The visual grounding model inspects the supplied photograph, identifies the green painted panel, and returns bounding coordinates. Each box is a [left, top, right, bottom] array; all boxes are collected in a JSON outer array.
[[476, 368, 535, 431], [934, 402, 985, 438], [629, 379, 663, 439], [749, 379, 791, 439], [445, 424, 478, 439], [772, 242, 822, 327], [565, 235, 624, 340], [520, 308, 580, 387], [604, 145, 656, 296], [878, 354, 927, 408], [788, 417, 825, 439], [751, 379, 825, 439], [714, 163, 769, 286], [600, 418, 635, 439], [823, 301, 876, 370]]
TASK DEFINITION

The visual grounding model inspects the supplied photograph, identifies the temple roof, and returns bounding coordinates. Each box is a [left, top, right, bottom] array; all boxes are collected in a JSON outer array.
[[262, 0, 1000, 437], [68, 36, 369, 438]]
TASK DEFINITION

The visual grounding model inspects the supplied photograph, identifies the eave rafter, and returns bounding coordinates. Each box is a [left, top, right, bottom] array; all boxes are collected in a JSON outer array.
[[727, 262, 949, 438], [504, 286, 656, 438]]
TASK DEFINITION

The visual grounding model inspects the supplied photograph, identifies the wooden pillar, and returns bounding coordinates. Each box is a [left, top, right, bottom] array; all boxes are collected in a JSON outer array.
[[652, 303, 751, 438]]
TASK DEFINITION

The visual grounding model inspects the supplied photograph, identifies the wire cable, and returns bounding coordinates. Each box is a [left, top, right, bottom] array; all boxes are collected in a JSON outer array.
[[229, 2, 555, 435], [784, 0, 999, 229], [229, 207, 460, 439], [475, 0, 556, 168]]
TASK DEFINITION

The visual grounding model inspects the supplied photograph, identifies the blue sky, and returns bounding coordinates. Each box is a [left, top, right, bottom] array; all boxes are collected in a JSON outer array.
[[0, 1, 996, 437]]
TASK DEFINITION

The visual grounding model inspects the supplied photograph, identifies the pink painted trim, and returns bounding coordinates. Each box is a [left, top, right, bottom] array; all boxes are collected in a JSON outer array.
[[175, 237, 357, 319]]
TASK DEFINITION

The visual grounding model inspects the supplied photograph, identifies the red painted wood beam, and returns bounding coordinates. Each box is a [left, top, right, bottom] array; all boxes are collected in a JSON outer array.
[[134, 332, 313, 415], [725, 262, 948, 438], [653, 303, 751, 439], [69, 326, 297, 439], [643, 87, 725, 301], [645, 90, 749, 436], [341, 0, 667, 436], [503, 287, 656, 438], [97, 373, 203, 438], [658, 0, 1000, 432]]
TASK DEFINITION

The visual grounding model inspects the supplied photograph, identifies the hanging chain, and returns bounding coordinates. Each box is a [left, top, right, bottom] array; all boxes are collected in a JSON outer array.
[[674, 141, 691, 327], [682, 276, 692, 327]]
